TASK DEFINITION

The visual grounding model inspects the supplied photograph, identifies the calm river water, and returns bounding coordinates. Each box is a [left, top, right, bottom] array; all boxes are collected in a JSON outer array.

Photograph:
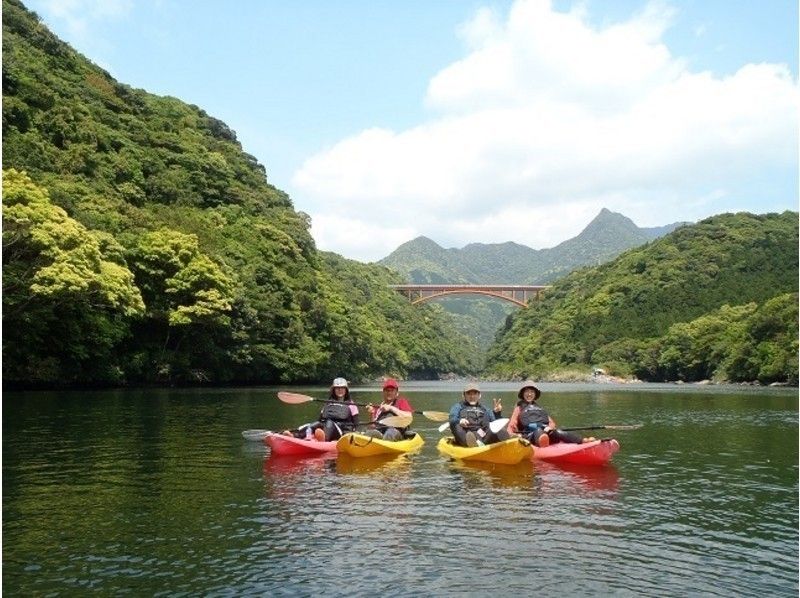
[[3, 382, 798, 596]]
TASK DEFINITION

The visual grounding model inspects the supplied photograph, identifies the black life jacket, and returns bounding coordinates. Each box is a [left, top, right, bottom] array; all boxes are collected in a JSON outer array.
[[458, 403, 490, 428], [321, 401, 353, 422], [518, 402, 550, 429]]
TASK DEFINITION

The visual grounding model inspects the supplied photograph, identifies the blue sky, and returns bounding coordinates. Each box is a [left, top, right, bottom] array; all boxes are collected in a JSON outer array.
[[26, 0, 799, 262]]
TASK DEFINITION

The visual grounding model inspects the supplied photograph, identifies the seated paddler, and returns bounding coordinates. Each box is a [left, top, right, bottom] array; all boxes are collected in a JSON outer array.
[[448, 383, 509, 447]]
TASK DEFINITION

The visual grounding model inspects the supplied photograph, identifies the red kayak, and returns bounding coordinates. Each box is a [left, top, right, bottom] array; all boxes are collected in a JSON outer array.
[[532, 438, 619, 466], [264, 433, 338, 456]]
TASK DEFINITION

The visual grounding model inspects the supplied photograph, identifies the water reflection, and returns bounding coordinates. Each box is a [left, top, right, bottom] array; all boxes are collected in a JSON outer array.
[[447, 459, 535, 490], [534, 461, 621, 494], [262, 453, 334, 477], [334, 453, 411, 475]]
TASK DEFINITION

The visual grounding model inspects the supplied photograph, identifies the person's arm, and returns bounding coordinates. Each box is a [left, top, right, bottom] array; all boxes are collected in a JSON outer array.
[[507, 406, 521, 434], [349, 403, 359, 426], [492, 397, 502, 419], [381, 398, 412, 418], [448, 403, 461, 425]]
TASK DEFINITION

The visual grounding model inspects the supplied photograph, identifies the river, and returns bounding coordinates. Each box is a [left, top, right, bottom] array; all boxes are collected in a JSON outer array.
[[3, 382, 797, 596]]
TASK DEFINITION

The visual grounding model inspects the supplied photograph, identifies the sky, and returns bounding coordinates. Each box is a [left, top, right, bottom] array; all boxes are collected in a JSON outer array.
[[26, 0, 799, 262]]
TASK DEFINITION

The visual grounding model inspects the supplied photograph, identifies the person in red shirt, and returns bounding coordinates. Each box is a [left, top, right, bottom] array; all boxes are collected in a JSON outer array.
[[366, 378, 414, 441]]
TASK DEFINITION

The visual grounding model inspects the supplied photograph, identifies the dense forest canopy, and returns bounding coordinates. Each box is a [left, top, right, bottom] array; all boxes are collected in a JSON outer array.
[[485, 212, 798, 384], [2, 0, 478, 387]]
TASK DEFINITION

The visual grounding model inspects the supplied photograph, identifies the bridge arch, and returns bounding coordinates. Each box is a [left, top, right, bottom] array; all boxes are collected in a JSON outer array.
[[389, 284, 549, 307]]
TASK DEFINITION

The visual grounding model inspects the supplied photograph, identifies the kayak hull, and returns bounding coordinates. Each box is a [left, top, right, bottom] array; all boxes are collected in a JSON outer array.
[[337, 433, 424, 457], [437, 437, 532, 465], [264, 433, 338, 456], [532, 438, 619, 465]]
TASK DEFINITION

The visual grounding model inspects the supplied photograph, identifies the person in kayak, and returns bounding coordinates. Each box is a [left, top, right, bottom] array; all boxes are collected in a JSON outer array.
[[365, 378, 414, 441], [448, 382, 508, 447], [507, 381, 590, 447], [308, 377, 359, 441]]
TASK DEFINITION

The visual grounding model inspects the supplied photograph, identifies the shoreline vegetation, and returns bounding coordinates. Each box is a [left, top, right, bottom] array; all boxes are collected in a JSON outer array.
[[5, 372, 795, 392]]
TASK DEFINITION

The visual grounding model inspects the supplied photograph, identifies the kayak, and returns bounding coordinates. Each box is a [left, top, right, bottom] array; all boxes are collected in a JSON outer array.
[[532, 438, 620, 466], [336, 433, 424, 458], [437, 437, 532, 465], [264, 432, 338, 456]]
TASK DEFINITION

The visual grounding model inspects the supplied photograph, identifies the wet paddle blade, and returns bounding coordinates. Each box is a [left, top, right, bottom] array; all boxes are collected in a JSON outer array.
[[277, 391, 316, 404], [242, 429, 271, 441], [420, 410, 449, 422], [489, 418, 510, 434], [367, 414, 412, 429]]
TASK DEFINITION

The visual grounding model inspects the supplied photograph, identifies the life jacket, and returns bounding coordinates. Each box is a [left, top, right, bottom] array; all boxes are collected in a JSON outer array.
[[458, 403, 490, 428], [321, 401, 353, 422], [518, 402, 550, 429]]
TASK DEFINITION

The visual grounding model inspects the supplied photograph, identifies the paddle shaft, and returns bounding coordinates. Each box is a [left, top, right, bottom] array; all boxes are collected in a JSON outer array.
[[560, 424, 641, 431], [277, 392, 447, 421]]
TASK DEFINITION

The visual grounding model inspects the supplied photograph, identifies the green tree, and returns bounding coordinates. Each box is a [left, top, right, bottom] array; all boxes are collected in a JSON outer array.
[[3, 168, 144, 383]]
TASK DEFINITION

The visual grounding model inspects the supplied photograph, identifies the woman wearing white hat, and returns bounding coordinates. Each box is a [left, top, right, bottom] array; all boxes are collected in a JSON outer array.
[[507, 382, 588, 447], [309, 377, 360, 441]]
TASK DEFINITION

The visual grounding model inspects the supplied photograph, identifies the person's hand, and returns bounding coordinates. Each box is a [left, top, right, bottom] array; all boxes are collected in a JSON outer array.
[[459, 418, 469, 427], [543, 426, 552, 434], [366, 404, 375, 415], [382, 403, 396, 415], [493, 397, 502, 411]]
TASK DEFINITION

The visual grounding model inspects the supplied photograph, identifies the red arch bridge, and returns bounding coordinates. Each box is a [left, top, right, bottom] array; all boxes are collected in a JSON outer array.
[[389, 284, 549, 307]]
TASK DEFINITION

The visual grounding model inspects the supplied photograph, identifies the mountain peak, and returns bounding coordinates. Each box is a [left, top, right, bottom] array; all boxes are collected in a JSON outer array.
[[586, 208, 637, 229], [397, 235, 442, 250]]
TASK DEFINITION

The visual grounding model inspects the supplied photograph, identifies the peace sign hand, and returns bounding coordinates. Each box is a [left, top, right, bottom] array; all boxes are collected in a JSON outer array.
[[493, 397, 502, 412]]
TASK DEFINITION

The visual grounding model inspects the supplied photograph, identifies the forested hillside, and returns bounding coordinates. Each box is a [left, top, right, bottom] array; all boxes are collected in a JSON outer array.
[[2, 0, 478, 386], [485, 212, 798, 383]]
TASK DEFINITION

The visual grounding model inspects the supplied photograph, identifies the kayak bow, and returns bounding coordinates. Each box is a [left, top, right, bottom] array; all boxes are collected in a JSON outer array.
[[532, 438, 619, 465], [264, 433, 338, 456]]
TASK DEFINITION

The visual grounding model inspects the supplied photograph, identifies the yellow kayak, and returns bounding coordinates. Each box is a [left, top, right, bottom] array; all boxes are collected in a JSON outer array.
[[336, 432, 424, 458], [437, 437, 532, 465]]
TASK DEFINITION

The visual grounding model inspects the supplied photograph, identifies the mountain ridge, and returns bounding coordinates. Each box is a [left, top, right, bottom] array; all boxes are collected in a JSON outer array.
[[379, 209, 687, 284]]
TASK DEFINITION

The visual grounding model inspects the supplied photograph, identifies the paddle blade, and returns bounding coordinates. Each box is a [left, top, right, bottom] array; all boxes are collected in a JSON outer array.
[[438, 421, 451, 433], [374, 414, 412, 428], [242, 429, 271, 441], [277, 391, 316, 404], [489, 418, 509, 434], [420, 410, 449, 422]]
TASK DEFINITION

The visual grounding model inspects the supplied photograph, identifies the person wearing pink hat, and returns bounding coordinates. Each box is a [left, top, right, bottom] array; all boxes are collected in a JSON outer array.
[[366, 378, 414, 441]]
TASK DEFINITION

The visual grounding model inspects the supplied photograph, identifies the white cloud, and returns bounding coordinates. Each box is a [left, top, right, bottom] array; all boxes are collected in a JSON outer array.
[[293, 0, 798, 262]]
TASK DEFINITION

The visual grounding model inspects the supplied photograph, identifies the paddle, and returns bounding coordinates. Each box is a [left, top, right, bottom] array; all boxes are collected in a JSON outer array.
[[277, 391, 449, 422], [242, 429, 271, 441], [437, 418, 509, 433], [560, 424, 642, 432], [241, 415, 412, 442]]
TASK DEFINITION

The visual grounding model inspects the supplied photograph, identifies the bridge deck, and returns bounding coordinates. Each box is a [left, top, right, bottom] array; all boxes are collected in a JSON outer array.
[[389, 284, 549, 307]]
